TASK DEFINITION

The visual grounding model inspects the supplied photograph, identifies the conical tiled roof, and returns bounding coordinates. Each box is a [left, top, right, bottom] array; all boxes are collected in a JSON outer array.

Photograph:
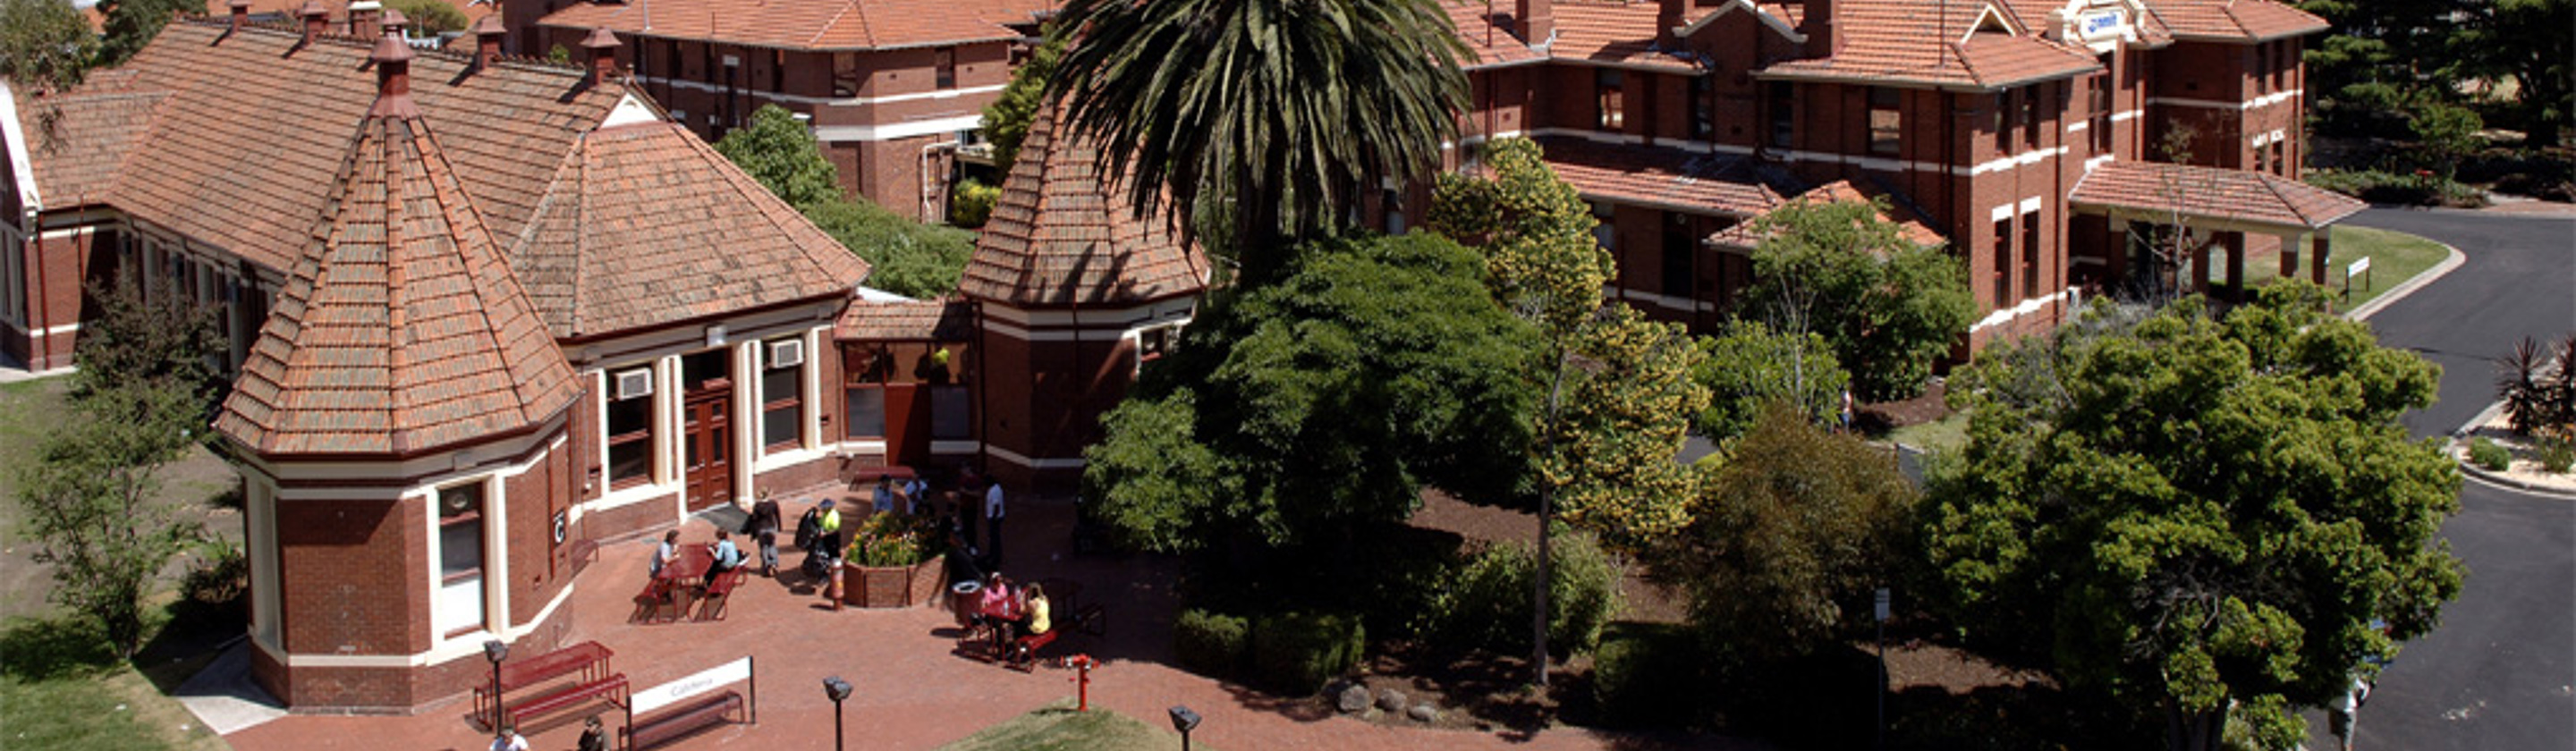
[[216, 50, 579, 456], [957, 105, 1208, 308]]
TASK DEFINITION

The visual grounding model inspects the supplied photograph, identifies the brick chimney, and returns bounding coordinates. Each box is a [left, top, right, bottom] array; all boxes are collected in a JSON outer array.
[[1515, 0, 1552, 46], [471, 14, 506, 69], [580, 27, 622, 86], [350, 1, 383, 40], [299, 0, 329, 46], [227, 0, 250, 33], [368, 30, 419, 118], [379, 8, 407, 41], [1658, 0, 1685, 47], [1801, 0, 1841, 58]]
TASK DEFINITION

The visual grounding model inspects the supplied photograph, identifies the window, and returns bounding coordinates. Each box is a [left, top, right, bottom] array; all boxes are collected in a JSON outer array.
[[605, 384, 655, 487], [833, 52, 860, 97], [1139, 325, 1181, 363], [1767, 82, 1794, 148], [1994, 90, 2013, 154], [1661, 214, 1694, 298], [2091, 57, 2114, 154], [761, 338, 804, 451], [1690, 75, 1715, 140], [1591, 201, 1617, 252], [1992, 217, 2012, 306], [2272, 41, 2290, 91], [2022, 83, 2044, 148], [2257, 43, 2273, 95], [771, 49, 786, 93], [1868, 87, 1902, 156], [1596, 69, 1625, 131], [2269, 139, 2289, 176], [2021, 209, 2041, 299], [935, 46, 956, 89], [435, 482, 485, 636]]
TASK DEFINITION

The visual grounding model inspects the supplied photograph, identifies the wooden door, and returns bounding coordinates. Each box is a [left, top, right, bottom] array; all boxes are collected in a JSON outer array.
[[684, 381, 733, 511]]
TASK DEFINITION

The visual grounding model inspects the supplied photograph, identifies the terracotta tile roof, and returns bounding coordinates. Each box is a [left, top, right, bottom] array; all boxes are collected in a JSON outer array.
[[1705, 179, 1945, 250], [1445, 2, 1547, 69], [1551, 1, 1696, 71], [835, 297, 977, 341], [510, 122, 869, 338], [217, 82, 578, 456], [1530, 136, 1793, 216], [72, 19, 623, 273], [2140, 0, 2326, 41], [538, 0, 1021, 51], [1760, 0, 2102, 89], [2069, 160, 2366, 230], [959, 106, 1208, 308], [10, 90, 166, 209], [220, 0, 495, 28]]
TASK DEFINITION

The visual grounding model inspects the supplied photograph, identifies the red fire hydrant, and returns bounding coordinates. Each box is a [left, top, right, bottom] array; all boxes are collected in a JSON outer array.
[[1065, 654, 1097, 712]]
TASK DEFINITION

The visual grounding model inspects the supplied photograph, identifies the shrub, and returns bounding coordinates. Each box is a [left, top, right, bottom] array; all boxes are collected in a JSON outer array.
[[1589, 622, 1701, 727], [1250, 612, 1364, 695], [2537, 429, 2575, 474], [2469, 437, 2512, 471], [844, 511, 942, 567], [1174, 608, 1250, 679], [950, 179, 1000, 228], [1425, 527, 1621, 657], [182, 538, 247, 605]]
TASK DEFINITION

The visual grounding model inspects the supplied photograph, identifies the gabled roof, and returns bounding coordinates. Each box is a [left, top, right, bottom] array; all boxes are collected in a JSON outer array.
[[1530, 136, 1795, 217], [511, 122, 867, 338], [958, 105, 1208, 308], [1445, 3, 1548, 68], [537, 0, 1022, 51], [53, 18, 623, 272], [9, 90, 166, 210], [1760, 0, 2103, 89], [835, 297, 977, 342], [217, 52, 579, 457], [2140, 0, 2326, 42], [1705, 180, 1946, 250], [1552, 1, 1697, 71], [2069, 160, 2367, 230]]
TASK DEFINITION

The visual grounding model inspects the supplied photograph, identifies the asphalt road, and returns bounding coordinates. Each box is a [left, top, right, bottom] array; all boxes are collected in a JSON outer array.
[[2333, 207, 2574, 751]]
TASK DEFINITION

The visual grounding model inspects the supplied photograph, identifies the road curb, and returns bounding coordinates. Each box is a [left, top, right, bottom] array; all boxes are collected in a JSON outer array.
[[2448, 400, 2576, 499], [2344, 239, 2466, 322]]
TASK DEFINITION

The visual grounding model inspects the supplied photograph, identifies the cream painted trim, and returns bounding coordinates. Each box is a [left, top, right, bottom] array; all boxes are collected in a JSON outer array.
[[2086, 154, 2116, 171], [977, 299, 1195, 329], [602, 94, 660, 128], [2111, 108, 2142, 122], [1674, 0, 1807, 41], [931, 440, 979, 454], [631, 76, 1004, 107], [1971, 289, 2078, 332], [835, 439, 891, 454], [37, 322, 80, 337], [0, 80, 37, 214], [978, 319, 1131, 342], [2148, 89, 2301, 111], [35, 225, 97, 240], [2020, 196, 2045, 214], [1608, 286, 1718, 313], [2066, 120, 2089, 133], [812, 114, 984, 143], [986, 443, 1083, 470], [259, 578, 578, 668]]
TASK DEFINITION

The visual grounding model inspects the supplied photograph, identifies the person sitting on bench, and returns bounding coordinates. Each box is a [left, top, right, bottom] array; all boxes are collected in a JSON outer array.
[[648, 530, 679, 578], [705, 530, 744, 582], [1013, 583, 1051, 642]]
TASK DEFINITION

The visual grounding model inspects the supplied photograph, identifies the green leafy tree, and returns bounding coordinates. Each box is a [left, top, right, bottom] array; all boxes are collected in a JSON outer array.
[[1690, 319, 1850, 443], [980, 27, 1063, 175], [14, 275, 223, 657], [715, 105, 846, 209], [1741, 198, 1972, 401], [1082, 232, 1540, 554], [95, 0, 198, 70], [1543, 306, 1707, 551], [384, 0, 467, 37], [1657, 402, 1916, 668], [801, 198, 974, 299], [2461, 0, 2573, 146], [0, 0, 95, 94], [1925, 287, 2462, 751], [2406, 100, 2484, 179], [1050, 0, 1469, 280]]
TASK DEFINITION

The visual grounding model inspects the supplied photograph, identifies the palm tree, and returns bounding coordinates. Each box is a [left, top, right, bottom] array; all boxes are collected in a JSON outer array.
[[1048, 0, 1470, 283]]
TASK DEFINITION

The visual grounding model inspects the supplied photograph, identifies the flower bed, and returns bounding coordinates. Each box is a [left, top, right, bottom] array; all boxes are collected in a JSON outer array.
[[837, 511, 950, 608]]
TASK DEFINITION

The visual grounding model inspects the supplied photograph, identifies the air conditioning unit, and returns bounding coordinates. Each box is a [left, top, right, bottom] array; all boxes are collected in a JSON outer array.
[[767, 339, 805, 369], [614, 368, 654, 400]]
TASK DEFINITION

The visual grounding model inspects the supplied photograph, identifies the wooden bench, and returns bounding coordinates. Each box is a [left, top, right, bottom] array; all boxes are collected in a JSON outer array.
[[503, 674, 625, 730], [474, 641, 613, 730], [631, 578, 681, 623], [625, 690, 743, 750], [695, 569, 747, 621], [1006, 629, 1061, 671]]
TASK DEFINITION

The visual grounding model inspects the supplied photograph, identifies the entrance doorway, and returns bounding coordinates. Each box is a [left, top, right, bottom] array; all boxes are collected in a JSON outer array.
[[682, 350, 733, 511]]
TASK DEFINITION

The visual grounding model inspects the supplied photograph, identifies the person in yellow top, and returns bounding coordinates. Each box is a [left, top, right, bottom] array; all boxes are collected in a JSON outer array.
[[1021, 583, 1051, 638]]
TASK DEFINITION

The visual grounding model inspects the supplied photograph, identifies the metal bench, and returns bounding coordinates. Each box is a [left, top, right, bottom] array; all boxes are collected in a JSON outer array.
[[625, 690, 743, 750], [474, 641, 613, 730], [695, 569, 747, 621]]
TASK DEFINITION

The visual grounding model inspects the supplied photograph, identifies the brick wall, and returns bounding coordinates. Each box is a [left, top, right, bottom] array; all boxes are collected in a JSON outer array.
[[275, 495, 427, 658]]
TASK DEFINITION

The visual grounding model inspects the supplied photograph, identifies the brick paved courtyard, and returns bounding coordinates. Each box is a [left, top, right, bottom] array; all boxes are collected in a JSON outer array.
[[223, 491, 1719, 751]]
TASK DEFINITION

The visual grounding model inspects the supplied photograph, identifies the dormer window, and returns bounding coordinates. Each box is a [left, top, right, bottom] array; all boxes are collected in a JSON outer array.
[[1597, 69, 1625, 131], [1868, 87, 1902, 156]]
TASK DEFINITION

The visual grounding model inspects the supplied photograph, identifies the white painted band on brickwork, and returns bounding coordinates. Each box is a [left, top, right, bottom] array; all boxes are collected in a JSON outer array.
[[932, 440, 979, 454], [1971, 289, 2079, 332], [1609, 286, 1718, 313], [630, 76, 1004, 107], [2148, 89, 2301, 111], [812, 114, 984, 142], [985, 444, 1083, 470], [250, 580, 580, 669]]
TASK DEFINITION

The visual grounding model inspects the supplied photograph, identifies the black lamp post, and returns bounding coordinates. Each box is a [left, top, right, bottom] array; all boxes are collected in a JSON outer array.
[[822, 676, 853, 751], [482, 639, 508, 730], [1168, 705, 1201, 751]]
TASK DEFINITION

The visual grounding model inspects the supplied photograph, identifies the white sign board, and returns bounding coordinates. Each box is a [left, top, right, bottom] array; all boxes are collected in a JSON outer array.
[[632, 656, 752, 715], [2079, 10, 2125, 39], [2347, 257, 2371, 277]]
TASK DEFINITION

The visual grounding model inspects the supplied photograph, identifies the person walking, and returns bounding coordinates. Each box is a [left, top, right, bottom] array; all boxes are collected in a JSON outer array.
[[576, 715, 608, 751], [488, 725, 529, 751], [749, 492, 783, 577], [982, 478, 1005, 568]]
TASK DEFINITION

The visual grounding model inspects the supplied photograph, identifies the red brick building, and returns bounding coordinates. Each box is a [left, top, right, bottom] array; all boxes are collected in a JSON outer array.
[[1437, 0, 2364, 346], [519, 0, 1055, 222]]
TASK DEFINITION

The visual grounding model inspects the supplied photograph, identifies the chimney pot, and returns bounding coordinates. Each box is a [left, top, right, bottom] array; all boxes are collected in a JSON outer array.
[[580, 27, 623, 85], [369, 32, 419, 117], [227, 0, 250, 31], [1515, 0, 1553, 46], [380, 7, 407, 38], [471, 14, 506, 69], [350, 1, 384, 40], [299, 0, 329, 46]]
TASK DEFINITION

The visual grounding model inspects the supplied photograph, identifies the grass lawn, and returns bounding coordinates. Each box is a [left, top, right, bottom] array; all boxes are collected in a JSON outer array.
[[937, 701, 1221, 751], [1885, 411, 1970, 454], [2244, 224, 2450, 309]]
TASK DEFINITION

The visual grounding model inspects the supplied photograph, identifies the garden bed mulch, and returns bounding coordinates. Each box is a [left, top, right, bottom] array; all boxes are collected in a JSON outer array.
[[2455, 413, 2576, 494], [1858, 380, 1951, 434]]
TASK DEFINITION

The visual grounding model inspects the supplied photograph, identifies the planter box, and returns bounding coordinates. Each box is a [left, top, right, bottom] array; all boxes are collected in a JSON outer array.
[[840, 557, 946, 609]]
